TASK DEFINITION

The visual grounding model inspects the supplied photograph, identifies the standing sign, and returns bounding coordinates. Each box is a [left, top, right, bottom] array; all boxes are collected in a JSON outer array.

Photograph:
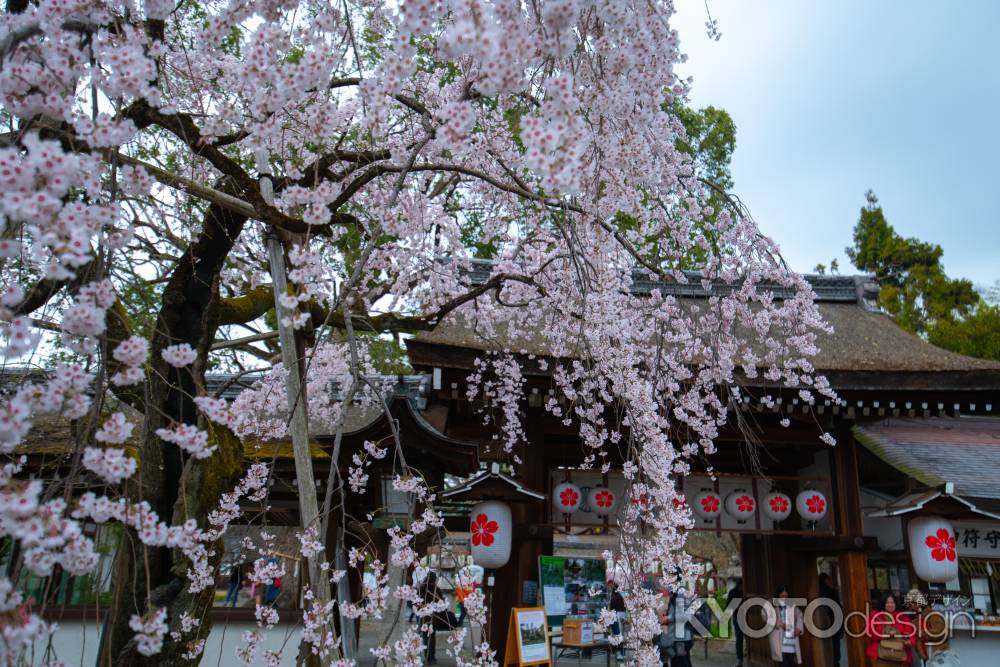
[[505, 607, 551, 667]]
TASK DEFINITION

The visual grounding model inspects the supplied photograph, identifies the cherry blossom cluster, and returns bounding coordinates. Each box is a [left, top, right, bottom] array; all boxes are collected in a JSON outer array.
[[0, 134, 107, 282], [129, 607, 168, 657], [0, 464, 98, 577], [95, 411, 134, 444], [467, 354, 526, 457], [161, 343, 198, 368], [347, 439, 388, 493], [0, 363, 92, 453], [206, 462, 269, 536], [0, 577, 54, 661], [154, 423, 216, 459], [193, 395, 237, 429], [110, 335, 149, 386], [280, 243, 331, 329], [82, 445, 137, 484], [231, 341, 388, 441]]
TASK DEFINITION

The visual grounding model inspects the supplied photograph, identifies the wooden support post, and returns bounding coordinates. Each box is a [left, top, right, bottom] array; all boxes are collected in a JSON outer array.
[[258, 153, 335, 662], [830, 419, 868, 667]]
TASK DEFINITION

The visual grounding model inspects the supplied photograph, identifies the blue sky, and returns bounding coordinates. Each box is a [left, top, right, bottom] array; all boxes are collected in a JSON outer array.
[[672, 0, 1000, 288]]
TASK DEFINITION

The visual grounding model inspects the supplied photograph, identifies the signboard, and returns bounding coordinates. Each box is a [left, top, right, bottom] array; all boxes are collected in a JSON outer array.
[[539, 555, 607, 625], [953, 521, 1000, 558], [504, 607, 550, 667]]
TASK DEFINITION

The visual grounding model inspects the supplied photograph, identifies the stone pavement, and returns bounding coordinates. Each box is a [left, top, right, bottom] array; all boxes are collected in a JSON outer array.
[[355, 615, 738, 667]]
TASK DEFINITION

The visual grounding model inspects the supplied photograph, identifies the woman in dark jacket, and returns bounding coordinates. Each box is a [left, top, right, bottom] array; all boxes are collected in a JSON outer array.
[[608, 581, 626, 659]]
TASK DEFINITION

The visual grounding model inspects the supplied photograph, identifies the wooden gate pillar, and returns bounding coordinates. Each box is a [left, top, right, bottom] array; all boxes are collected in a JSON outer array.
[[831, 419, 869, 667]]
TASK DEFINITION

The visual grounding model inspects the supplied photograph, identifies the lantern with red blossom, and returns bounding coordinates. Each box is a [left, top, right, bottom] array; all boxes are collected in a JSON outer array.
[[795, 489, 829, 523], [587, 487, 617, 516], [553, 482, 582, 515], [725, 491, 756, 522], [693, 490, 722, 521], [763, 491, 792, 522], [908, 516, 959, 583], [469, 500, 512, 569]]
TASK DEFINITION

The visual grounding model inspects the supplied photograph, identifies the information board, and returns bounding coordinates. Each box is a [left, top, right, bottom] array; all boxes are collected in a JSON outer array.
[[538, 555, 607, 625], [504, 607, 551, 667]]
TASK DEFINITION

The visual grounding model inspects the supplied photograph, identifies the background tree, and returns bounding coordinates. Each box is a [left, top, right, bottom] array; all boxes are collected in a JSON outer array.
[[846, 191, 996, 360]]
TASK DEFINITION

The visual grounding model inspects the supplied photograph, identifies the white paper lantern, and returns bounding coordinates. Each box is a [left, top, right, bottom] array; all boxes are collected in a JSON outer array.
[[693, 490, 722, 521], [587, 486, 617, 516], [796, 489, 829, 522], [763, 492, 793, 522], [469, 500, 512, 570], [908, 516, 959, 583], [553, 482, 582, 515], [725, 491, 756, 522]]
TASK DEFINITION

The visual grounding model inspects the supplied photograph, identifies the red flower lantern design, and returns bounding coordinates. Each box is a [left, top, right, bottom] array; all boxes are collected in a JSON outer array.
[[693, 491, 721, 521], [470, 513, 498, 547], [909, 516, 959, 583], [553, 481, 582, 515], [763, 492, 792, 522], [925, 528, 957, 562], [587, 486, 616, 517], [469, 500, 511, 569], [795, 489, 828, 522], [725, 491, 756, 522]]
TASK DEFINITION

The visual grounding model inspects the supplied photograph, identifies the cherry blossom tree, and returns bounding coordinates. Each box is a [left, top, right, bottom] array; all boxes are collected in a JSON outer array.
[[0, 1, 835, 666]]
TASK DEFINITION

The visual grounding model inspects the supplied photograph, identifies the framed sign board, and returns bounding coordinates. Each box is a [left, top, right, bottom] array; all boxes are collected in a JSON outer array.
[[505, 607, 551, 667]]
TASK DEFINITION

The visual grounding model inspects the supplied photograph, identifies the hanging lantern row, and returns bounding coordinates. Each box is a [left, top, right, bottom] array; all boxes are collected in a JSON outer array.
[[552, 481, 582, 515], [725, 490, 756, 522], [795, 489, 828, 521], [550, 482, 619, 516], [693, 491, 722, 520], [545, 481, 828, 525], [587, 486, 617, 516], [763, 492, 792, 521], [689, 488, 828, 524]]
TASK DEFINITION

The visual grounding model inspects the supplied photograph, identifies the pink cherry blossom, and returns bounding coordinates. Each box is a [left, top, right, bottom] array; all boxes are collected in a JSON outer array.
[[82, 447, 137, 484], [161, 343, 198, 368]]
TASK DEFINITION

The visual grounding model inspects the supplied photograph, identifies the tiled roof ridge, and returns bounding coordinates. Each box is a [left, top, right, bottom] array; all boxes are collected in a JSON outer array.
[[464, 258, 879, 306]]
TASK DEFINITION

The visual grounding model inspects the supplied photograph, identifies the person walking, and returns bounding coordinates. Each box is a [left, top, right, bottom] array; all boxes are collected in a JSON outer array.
[[727, 580, 743, 667], [865, 592, 916, 667], [224, 562, 244, 607], [608, 580, 627, 659], [768, 585, 804, 667], [663, 587, 694, 667]]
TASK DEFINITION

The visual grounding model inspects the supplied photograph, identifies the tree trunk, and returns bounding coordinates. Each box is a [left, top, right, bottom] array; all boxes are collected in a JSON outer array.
[[99, 181, 249, 666]]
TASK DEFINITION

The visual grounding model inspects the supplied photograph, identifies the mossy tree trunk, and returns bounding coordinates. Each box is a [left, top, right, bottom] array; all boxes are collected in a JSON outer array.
[[99, 181, 251, 666]]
